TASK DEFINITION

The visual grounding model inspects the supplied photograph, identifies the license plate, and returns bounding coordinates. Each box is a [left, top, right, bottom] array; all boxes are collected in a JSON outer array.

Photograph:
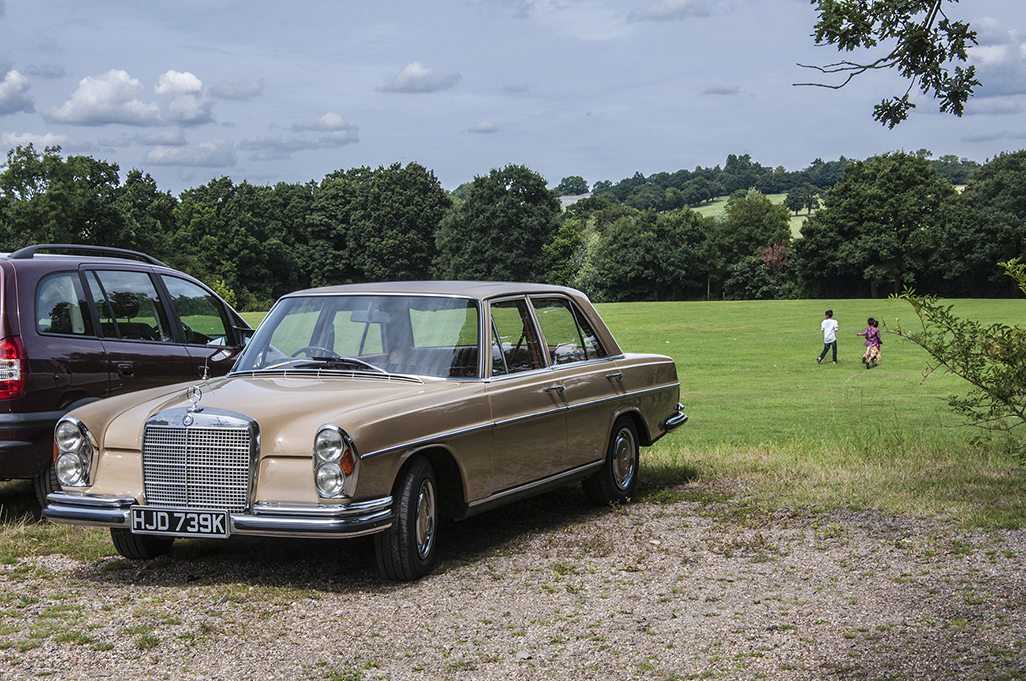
[[131, 506, 230, 538]]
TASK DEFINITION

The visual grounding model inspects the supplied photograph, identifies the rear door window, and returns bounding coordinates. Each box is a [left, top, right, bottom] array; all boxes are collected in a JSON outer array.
[[35, 272, 95, 337], [87, 270, 173, 342], [490, 298, 544, 376], [531, 297, 607, 365]]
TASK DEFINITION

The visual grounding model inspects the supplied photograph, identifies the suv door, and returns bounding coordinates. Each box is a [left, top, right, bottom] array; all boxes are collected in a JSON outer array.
[[160, 274, 246, 378], [86, 268, 198, 393]]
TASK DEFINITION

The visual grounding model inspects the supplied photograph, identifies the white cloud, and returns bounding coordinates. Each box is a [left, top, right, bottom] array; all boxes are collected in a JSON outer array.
[[156, 70, 214, 125], [155, 70, 203, 97], [969, 18, 1026, 98], [291, 112, 354, 132], [0, 69, 33, 115], [43, 69, 162, 126], [144, 139, 236, 167], [469, 121, 498, 134], [961, 129, 1026, 144], [381, 62, 462, 93], [1, 131, 69, 148], [239, 121, 359, 161], [42, 69, 215, 126], [140, 129, 189, 146]]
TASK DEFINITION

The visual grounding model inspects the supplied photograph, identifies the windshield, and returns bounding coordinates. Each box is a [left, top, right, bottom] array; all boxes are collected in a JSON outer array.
[[232, 294, 481, 378]]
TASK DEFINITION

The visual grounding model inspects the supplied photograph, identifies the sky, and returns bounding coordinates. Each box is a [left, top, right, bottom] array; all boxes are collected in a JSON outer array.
[[1, 0, 1024, 196]]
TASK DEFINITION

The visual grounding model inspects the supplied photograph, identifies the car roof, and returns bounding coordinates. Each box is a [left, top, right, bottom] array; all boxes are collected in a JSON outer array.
[[286, 281, 588, 302]]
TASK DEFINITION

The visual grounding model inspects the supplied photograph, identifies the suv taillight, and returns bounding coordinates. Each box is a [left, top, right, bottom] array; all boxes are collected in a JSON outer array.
[[0, 337, 25, 399]]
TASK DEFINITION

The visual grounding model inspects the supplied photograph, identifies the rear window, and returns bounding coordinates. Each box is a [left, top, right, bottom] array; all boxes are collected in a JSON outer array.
[[35, 272, 95, 337]]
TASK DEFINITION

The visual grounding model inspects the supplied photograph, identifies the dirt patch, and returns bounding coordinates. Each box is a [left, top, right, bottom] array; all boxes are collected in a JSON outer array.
[[2, 488, 1024, 680]]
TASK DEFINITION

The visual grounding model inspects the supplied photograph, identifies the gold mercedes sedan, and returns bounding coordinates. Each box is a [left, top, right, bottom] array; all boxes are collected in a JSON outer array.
[[44, 282, 686, 580]]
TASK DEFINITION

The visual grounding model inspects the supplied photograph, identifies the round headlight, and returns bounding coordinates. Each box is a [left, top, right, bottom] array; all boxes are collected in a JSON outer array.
[[314, 428, 344, 463], [55, 451, 86, 486], [55, 420, 83, 452], [315, 463, 345, 497]]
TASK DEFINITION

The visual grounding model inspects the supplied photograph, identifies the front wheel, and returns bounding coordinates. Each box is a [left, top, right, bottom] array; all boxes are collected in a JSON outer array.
[[110, 528, 175, 560], [374, 457, 438, 581], [583, 416, 639, 505], [32, 460, 61, 508]]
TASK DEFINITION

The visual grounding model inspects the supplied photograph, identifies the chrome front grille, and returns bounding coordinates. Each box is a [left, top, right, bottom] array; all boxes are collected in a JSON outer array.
[[141, 410, 256, 512]]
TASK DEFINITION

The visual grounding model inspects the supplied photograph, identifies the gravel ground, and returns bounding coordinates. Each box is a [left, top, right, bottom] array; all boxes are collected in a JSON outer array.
[[2, 485, 1025, 681]]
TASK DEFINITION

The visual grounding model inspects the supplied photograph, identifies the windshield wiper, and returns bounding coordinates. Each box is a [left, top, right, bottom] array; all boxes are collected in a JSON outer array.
[[260, 356, 388, 374]]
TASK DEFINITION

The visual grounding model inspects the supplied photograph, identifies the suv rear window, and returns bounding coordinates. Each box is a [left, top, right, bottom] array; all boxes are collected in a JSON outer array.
[[35, 272, 95, 337]]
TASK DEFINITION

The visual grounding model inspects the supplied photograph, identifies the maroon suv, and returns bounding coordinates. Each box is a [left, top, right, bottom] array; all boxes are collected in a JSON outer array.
[[0, 244, 251, 505]]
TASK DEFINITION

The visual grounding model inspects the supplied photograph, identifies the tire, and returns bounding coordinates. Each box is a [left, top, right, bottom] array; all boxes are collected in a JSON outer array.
[[374, 457, 438, 581], [110, 528, 175, 560], [32, 460, 61, 508], [583, 416, 640, 506]]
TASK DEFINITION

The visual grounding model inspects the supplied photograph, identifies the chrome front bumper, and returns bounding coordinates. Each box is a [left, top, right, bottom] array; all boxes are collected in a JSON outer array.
[[42, 492, 394, 539]]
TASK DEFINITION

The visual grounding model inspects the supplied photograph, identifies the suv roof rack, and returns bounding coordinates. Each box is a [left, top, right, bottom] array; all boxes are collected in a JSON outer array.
[[7, 244, 167, 267]]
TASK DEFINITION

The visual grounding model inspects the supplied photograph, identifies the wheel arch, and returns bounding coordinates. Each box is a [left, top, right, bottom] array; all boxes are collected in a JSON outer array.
[[614, 407, 653, 446], [398, 446, 466, 521]]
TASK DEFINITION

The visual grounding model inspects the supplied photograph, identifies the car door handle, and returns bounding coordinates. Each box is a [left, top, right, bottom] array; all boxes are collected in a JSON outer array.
[[117, 363, 135, 377], [544, 385, 565, 394], [605, 372, 623, 380]]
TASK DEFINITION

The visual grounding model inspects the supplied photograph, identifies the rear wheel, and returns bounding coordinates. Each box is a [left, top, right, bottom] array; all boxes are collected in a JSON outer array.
[[374, 457, 438, 581], [583, 416, 639, 505], [110, 528, 175, 560]]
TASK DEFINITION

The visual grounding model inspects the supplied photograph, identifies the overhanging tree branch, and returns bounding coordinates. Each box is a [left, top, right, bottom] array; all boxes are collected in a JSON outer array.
[[795, 0, 980, 128]]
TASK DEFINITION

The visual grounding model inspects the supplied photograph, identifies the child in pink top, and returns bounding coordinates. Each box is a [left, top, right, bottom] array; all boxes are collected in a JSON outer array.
[[857, 318, 881, 369]]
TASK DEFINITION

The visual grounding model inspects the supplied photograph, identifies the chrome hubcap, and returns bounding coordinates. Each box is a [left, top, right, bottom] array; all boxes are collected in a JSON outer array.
[[611, 427, 637, 491], [415, 479, 436, 559]]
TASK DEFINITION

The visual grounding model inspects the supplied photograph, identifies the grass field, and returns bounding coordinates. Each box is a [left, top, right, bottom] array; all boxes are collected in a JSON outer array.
[[598, 297, 1026, 528], [691, 192, 810, 237]]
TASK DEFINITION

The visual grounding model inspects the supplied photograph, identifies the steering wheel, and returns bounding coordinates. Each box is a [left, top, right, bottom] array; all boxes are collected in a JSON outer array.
[[291, 345, 340, 358]]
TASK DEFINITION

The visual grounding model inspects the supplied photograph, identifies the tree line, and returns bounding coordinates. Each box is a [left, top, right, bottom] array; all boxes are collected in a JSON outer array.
[[0, 144, 1015, 309]]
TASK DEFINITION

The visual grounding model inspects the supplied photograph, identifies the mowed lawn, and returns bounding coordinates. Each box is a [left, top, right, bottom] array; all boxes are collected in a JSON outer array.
[[596, 297, 1026, 527]]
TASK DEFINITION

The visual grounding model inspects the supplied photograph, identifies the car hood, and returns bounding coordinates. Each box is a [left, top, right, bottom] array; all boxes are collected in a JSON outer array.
[[87, 374, 489, 459]]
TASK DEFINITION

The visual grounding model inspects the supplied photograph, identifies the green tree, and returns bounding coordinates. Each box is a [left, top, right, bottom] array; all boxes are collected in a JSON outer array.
[[794, 152, 957, 298], [944, 151, 1026, 295], [435, 164, 560, 282], [799, 0, 980, 128], [542, 218, 584, 287], [0, 144, 128, 249], [114, 170, 177, 260], [784, 183, 820, 215], [554, 176, 589, 196], [303, 163, 450, 287], [586, 209, 707, 302]]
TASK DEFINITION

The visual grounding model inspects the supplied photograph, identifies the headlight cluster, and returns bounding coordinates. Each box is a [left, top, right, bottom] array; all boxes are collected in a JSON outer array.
[[313, 425, 357, 498], [53, 417, 95, 487]]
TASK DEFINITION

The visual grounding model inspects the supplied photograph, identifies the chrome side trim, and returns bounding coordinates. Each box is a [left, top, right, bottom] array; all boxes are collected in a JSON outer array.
[[467, 460, 603, 510], [360, 381, 681, 460]]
